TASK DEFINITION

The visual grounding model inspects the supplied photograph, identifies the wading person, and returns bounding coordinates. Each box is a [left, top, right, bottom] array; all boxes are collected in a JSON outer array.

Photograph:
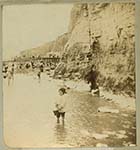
[[11, 63, 15, 80], [53, 88, 67, 124], [37, 69, 41, 83], [37, 62, 44, 82], [39, 61, 44, 72], [3, 65, 8, 79], [7, 65, 14, 86]]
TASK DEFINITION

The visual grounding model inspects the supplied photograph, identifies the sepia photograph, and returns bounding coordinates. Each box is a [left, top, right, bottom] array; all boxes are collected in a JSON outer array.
[[2, 2, 136, 148]]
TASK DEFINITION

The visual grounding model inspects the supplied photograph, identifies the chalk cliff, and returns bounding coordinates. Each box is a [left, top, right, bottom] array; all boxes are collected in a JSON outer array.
[[19, 3, 135, 96], [64, 3, 135, 96]]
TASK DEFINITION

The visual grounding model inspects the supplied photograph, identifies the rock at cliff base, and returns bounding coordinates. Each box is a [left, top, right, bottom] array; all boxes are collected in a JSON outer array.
[[97, 107, 119, 113], [92, 133, 109, 139], [116, 133, 128, 139], [96, 143, 108, 147]]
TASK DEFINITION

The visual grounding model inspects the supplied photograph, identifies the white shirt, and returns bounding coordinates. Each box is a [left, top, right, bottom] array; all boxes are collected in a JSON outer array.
[[54, 94, 67, 113]]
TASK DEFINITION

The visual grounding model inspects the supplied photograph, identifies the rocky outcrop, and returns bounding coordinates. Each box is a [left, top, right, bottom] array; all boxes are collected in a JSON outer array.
[[18, 3, 135, 97], [64, 3, 135, 97]]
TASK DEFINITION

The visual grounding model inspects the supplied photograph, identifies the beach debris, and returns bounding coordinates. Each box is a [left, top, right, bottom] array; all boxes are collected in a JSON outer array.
[[116, 133, 128, 139], [115, 130, 128, 139], [92, 133, 109, 139], [97, 107, 119, 113], [91, 88, 100, 96], [96, 143, 108, 147], [122, 124, 130, 129], [129, 144, 136, 146], [106, 98, 112, 101], [132, 126, 136, 130], [121, 113, 129, 117], [58, 74, 62, 79], [102, 131, 116, 135], [123, 141, 136, 146], [118, 130, 126, 135]]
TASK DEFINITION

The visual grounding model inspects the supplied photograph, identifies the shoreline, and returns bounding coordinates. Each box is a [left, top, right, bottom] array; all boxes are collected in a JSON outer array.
[[62, 79, 136, 111], [7, 72, 136, 111]]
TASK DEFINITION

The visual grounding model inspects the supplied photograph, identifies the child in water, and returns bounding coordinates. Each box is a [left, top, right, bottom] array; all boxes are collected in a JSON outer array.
[[53, 88, 67, 124]]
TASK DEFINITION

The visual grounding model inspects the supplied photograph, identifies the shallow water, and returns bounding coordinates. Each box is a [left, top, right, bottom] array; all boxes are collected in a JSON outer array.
[[3, 73, 136, 147]]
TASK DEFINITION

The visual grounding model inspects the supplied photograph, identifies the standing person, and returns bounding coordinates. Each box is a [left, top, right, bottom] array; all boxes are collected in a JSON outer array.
[[7, 64, 14, 86], [39, 61, 44, 73], [37, 69, 41, 83], [7, 70, 12, 86], [11, 63, 15, 78], [84, 65, 98, 92], [3, 64, 8, 79], [31, 61, 35, 69], [37, 61, 44, 82], [53, 88, 67, 124]]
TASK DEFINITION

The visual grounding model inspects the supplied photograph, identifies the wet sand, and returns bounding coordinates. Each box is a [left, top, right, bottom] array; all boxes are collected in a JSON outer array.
[[3, 73, 136, 148]]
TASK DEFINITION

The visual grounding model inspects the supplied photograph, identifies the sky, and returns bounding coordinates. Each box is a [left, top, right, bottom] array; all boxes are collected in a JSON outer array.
[[2, 4, 73, 60]]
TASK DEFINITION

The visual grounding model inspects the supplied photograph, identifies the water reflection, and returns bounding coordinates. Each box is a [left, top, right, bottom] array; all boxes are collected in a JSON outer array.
[[3, 74, 136, 147], [54, 123, 67, 144]]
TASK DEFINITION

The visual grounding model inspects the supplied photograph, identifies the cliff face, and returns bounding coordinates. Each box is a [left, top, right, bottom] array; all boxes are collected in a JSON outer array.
[[64, 3, 135, 96], [18, 3, 135, 96]]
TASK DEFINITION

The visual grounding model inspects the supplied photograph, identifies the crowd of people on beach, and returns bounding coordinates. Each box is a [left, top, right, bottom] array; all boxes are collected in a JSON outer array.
[[3, 59, 100, 91], [3, 58, 100, 123], [2, 60, 58, 84]]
